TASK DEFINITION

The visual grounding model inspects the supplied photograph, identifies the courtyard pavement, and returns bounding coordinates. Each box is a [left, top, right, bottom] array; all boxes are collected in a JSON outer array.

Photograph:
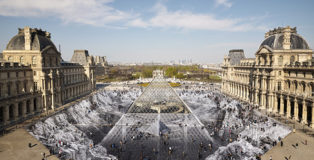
[[0, 128, 58, 160], [261, 111, 314, 160], [0, 91, 97, 160]]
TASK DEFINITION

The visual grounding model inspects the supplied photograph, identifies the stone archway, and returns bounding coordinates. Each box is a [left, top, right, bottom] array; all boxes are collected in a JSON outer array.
[[284, 98, 287, 115], [298, 102, 303, 122], [9, 104, 14, 120], [0, 107, 3, 123], [290, 99, 295, 118], [34, 98, 37, 112], [307, 104, 312, 126], [277, 96, 280, 113], [26, 100, 31, 114], [18, 102, 23, 117]]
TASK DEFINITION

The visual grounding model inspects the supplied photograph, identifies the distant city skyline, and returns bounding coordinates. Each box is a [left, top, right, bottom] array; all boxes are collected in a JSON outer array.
[[0, 0, 313, 63]]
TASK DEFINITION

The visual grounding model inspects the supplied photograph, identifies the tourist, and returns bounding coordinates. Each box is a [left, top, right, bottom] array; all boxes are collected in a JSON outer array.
[[168, 147, 172, 155], [281, 141, 283, 147]]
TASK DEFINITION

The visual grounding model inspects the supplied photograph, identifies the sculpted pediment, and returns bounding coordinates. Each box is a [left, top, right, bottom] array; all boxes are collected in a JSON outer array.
[[42, 47, 59, 56], [256, 46, 273, 55]]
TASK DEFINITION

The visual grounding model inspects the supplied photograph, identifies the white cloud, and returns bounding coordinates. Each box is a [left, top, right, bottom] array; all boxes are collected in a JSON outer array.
[[128, 18, 149, 28], [0, 0, 134, 26], [215, 0, 232, 8], [128, 3, 266, 32], [0, 0, 267, 32]]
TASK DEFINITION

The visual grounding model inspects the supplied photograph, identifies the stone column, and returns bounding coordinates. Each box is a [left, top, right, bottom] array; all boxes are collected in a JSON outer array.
[[39, 96, 43, 111], [255, 90, 258, 105], [246, 87, 249, 101], [51, 77, 55, 111], [240, 85, 243, 99], [273, 95, 278, 113], [3, 105, 9, 124], [286, 96, 291, 118], [302, 100, 307, 124], [294, 98, 299, 121], [21, 101, 26, 118], [267, 94, 272, 112], [13, 103, 18, 121], [29, 99, 34, 114], [58, 94, 62, 106], [263, 77, 267, 90], [260, 94, 265, 109], [280, 95, 284, 115]]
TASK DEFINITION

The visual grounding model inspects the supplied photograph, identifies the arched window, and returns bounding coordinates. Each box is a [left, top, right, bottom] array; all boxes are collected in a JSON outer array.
[[20, 56, 24, 64], [42, 57, 45, 67], [278, 56, 283, 66], [290, 56, 295, 64], [7, 83, 11, 96], [32, 56, 37, 65], [8, 56, 13, 62], [303, 83, 306, 92]]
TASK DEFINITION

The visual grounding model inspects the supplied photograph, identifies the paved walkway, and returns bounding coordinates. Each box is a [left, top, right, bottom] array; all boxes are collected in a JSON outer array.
[[0, 129, 58, 160], [0, 90, 99, 160], [261, 111, 314, 160]]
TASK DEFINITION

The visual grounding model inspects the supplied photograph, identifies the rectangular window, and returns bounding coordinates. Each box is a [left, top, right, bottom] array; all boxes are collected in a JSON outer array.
[[34, 82, 37, 91], [16, 83, 19, 94], [8, 84, 11, 96], [278, 82, 281, 91], [24, 81, 27, 92]]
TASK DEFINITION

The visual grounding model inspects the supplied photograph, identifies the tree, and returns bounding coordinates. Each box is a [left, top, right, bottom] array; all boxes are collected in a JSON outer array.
[[142, 68, 153, 78], [165, 67, 178, 77], [175, 72, 185, 79]]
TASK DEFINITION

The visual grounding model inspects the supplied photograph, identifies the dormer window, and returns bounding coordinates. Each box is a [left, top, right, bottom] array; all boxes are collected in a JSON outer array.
[[278, 56, 283, 66], [20, 56, 24, 64], [32, 56, 37, 65], [8, 56, 13, 62]]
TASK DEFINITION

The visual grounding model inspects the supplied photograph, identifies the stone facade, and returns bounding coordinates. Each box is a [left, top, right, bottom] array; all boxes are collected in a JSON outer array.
[[0, 27, 96, 130], [222, 26, 314, 128], [71, 50, 108, 76], [0, 62, 42, 127]]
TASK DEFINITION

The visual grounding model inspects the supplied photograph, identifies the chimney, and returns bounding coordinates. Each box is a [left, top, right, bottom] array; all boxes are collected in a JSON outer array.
[[24, 26, 31, 50], [283, 26, 291, 50]]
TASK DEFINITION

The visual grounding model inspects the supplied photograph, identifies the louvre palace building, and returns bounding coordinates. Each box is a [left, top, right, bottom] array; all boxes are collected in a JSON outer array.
[[0, 27, 97, 130], [222, 26, 314, 128]]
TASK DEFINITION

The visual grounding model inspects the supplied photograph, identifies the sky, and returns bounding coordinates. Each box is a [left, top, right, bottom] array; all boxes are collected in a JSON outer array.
[[0, 0, 313, 64]]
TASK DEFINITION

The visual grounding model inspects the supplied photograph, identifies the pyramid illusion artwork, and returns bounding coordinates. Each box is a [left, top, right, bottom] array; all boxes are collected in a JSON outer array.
[[101, 71, 212, 159]]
